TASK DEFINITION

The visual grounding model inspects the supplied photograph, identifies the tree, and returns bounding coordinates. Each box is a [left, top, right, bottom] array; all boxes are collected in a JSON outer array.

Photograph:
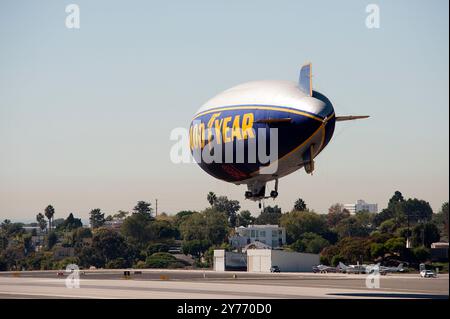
[[370, 243, 386, 259], [91, 228, 131, 265], [59, 213, 82, 231], [47, 231, 57, 249], [373, 208, 395, 227], [207, 192, 217, 206], [293, 198, 307, 211], [379, 218, 397, 234], [133, 201, 153, 217], [212, 196, 240, 227], [182, 239, 211, 259], [327, 204, 350, 228], [89, 209, 105, 229], [412, 222, 440, 248], [236, 210, 255, 227], [335, 216, 371, 239], [402, 198, 433, 223], [384, 237, 406, 255], [179, 208, 228, 245], [36, 213, 47, 232], [335, 237, 371, 264], [433, 202, 449, 241], [44, 205, 55, 232], [290, 232, 329, 254], [280, 211, 328, 244], [255, 206, 282, 225], [120, 212, 154, 246], [388, 191, 405, 209]]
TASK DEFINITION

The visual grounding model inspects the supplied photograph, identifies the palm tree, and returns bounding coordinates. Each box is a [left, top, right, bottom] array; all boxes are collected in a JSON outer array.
[[44, 205, 55, 233], [36, 213, 47, 232], [207, 192, 217, 206]]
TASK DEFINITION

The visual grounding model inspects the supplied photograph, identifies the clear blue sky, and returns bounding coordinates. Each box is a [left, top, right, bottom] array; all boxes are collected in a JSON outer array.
[[0, 0, 448, 222]]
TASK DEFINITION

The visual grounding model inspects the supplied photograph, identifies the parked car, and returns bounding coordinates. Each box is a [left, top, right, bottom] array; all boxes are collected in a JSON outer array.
[[270, 266, 281, 273], [420, 270, 437, 278]]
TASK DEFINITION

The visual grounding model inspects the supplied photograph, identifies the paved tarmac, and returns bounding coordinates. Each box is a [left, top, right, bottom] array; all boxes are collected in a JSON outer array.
[[0, 269, 447, 299]]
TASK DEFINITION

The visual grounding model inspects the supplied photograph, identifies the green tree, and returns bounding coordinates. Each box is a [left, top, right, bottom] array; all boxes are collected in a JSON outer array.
[[335, 216, 370, 239], [47, 231, 57, 249], [402, 198, 433, 224], [379, 218, 397, 234], [58, 213, 82, 231], [293, 198, 307, 211], [182, 239, 211, 259], [388, 191, 405, 210], [255, 205, 282, 225], [290, 232, 329, 254], [335, 237, 371, 264], [89, 208, 105, 229], [133, 201, 153, 217], [44, 205, 55, 232], [327, 204, 350, 228], [412, 222, 440, 247], [36, 213, 47, 232], [207, 192, 217, 206], [280, 211, 328, 244], [370, 243, 386, 259], [91, 228, 131, 265], [373, 208, 395, 227], [179, 208, 228, 245], [212, 196, 240, 227], [121, 212, 154, 246], [384, 237, 406, 255], [433, 202, 449, 241], [236, 210, 255, 227]]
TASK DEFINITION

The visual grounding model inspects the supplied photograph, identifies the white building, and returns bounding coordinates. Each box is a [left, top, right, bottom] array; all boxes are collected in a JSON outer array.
[[247, 249, 319, 272], [344, 200, 378, 214], [229, 225, 286, 249]]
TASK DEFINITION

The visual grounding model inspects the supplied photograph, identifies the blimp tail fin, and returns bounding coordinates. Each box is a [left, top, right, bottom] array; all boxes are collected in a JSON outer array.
[[299, 63, 313, 96], [335, 115, 370, 122]]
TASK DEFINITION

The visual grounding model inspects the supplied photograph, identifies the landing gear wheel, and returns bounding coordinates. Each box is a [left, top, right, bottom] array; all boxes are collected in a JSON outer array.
[[258, 202, 262, 209], [245, 191, 252, 199], [270, 191, 278, 198]]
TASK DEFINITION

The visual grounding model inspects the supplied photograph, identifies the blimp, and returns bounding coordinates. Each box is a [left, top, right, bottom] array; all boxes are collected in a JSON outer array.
[[190, 63, 368, 205]]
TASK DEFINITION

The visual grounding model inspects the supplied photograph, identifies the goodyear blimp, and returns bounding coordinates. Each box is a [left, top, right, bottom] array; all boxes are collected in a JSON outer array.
[[190, 64, 368, 205]]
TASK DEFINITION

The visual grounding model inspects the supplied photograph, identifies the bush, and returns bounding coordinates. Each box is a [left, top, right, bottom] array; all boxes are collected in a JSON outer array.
[[105, 257, 128, 269], [150, 252, 176, 260], [331, 255, 345, 267], [370, 243, 385, 258], [134, 260, 146, 269], [57, 257, 80, 270], [413, 246, 431, 262], [145, 252, 180, 268], [146, 243, 170, 256]]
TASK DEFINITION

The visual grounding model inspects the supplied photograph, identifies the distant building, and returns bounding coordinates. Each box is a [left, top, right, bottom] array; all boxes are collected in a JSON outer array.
[[229, 225, 286, 250], [104, 219, 124, 231], [344, 199, 378, 214]]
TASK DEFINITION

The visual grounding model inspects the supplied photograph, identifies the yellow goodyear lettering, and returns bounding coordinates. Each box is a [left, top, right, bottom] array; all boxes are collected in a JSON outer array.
[[190, 112, 255, 150], [222, 116, 232, 143], [242, 113, 255, 139]]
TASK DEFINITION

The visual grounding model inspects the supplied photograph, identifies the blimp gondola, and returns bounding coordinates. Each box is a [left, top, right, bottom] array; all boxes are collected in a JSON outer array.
[[189, 63, 368, 205]]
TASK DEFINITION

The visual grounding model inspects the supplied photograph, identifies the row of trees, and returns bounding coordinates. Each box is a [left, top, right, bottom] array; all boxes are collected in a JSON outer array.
[[0, 191, 448, 271]]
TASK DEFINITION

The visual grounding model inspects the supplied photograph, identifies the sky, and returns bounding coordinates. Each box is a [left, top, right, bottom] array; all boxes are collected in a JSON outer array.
[[0, 0, 448, 222]]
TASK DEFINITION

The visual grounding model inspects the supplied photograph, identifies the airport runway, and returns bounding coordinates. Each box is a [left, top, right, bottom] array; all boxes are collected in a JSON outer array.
[[0, 270, 448, 299]]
